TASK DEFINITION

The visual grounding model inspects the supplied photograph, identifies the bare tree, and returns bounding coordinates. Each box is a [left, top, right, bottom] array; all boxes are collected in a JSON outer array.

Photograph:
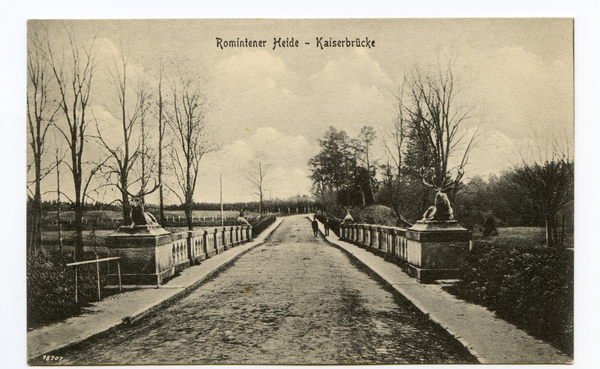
[[245, 160, 270, 215], [357, 125, 377, 202], [165, 71, 218, 230], [384, 86, 408, 179], [47, 27, 100, 260], [378, 87, 418, 225], [96, 52, 153, 225], [27, 30, 58, 253], [403, 61, 479, 202], [156, 65, 167, 224], [52, 130, 68, 252], [138, 103, 157, 204]]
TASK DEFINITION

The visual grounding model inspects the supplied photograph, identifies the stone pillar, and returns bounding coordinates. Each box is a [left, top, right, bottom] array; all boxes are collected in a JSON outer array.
[[358, 225, 364, 245], [380, 228, 388, 253], [206, 230, 217, 258], [202, 230, 209, 257], [373, 227, 380, 249], [247, 225, 253, 241], [215, 228, 225, 254], [189, 229, 208, 263], [405, 220, 471, 283], [223, 227, 230, 250], [228, 227, 233, 248], [105, 225, 188, 286]]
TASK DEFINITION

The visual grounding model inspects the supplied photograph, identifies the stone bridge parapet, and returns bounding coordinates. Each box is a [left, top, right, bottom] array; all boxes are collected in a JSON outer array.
[[340, 221, 471, 283], [105, 224, 253, 286]]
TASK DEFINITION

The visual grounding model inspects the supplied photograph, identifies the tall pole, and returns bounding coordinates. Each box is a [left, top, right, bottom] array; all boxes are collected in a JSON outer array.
[[220, 173, 224, 227], [56, 149, 63, 252]]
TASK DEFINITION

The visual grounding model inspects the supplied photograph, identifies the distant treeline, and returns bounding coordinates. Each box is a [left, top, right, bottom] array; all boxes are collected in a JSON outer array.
[[37, 196, 318, 214]]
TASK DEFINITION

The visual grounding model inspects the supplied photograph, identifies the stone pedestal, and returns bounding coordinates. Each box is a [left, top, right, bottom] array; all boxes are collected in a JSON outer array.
[[405, 220, 471, 283], [105, 225, 189, 286]]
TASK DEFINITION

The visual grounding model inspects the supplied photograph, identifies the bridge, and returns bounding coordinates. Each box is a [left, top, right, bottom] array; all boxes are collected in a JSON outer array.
[[27, 215, 570, 365]]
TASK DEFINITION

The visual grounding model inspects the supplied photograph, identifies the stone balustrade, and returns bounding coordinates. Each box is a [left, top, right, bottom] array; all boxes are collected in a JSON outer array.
[[106, 224, 252, 286], [340, 223, 408, 259], [340, 220, 471, 283]]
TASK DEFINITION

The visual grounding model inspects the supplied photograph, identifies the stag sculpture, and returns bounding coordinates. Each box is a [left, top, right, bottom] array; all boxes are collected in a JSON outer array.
[[130, 196, 159, 226], [420, 170, 462, 222], [118, 181, 161, 227]]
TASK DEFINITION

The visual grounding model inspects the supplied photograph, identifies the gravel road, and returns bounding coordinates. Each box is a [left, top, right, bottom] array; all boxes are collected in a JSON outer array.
[[55, 216, 476, 365]]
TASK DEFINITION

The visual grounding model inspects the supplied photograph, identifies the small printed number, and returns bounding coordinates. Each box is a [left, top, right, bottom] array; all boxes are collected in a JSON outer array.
[[43, 355, 63, 361]]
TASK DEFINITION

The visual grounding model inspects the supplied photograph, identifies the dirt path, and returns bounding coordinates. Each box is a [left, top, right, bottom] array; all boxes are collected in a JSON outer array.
[[55, 216, 475, 365]]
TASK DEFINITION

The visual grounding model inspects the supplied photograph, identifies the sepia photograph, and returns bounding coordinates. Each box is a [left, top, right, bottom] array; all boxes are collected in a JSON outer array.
[[21, 16, 578, 366]]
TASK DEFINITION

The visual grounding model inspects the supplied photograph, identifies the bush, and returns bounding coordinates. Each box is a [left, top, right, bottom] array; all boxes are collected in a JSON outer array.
[[315, 214, 341, 236], [446, 240, 573, 356], [27, 249, 107, 327], [250, 216, 276, 238]]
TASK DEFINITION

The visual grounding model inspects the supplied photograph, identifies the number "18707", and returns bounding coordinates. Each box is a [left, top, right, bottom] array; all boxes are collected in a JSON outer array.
[[43, 355, 63, 361]]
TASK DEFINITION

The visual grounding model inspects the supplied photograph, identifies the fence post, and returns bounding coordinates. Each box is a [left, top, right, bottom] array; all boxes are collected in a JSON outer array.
[[96, 254, 101, 301], [117, 260, 122, 292], [74, 266, 78, 304]]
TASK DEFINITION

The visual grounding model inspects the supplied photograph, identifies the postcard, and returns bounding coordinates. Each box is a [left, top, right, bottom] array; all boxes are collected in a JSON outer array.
[[25, 18, 574, 365]]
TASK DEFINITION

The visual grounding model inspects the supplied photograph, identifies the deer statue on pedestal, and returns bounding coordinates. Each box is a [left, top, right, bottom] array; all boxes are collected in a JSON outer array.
[[420, 169, 463, 222], [117, 181, 161, 227]]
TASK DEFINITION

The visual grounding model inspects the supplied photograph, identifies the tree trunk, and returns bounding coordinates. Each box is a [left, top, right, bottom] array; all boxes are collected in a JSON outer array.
[[74, 205, 84, 261], [73, 165, 84, 261], [159, 186, 165, 225], [57, 158, 63, 252], [28, 156, 43, 254], [141, 125, 146, 204], [545, 213, 558, 248], [121, 177, 131, 226], [158, 71, 166, 225], [360, 187, 366, 206], [185, 199, 193, 231], [35, 160, 42, 252]]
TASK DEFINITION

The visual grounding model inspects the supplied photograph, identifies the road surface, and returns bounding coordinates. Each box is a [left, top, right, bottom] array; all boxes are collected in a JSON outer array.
[[54, 216, 475, 365]]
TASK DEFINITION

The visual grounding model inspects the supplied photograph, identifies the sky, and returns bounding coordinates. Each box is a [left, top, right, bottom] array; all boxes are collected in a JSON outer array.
[[26, 18, 573, 205]]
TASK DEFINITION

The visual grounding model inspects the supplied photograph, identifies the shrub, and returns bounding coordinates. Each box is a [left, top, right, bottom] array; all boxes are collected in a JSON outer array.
[[27, 249, 107, 327], [315, 214, 341, 236], [446, 240, 573, 356], [250, 216, 276, 238]]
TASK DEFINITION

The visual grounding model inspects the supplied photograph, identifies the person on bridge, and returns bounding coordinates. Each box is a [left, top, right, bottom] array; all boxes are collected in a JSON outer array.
[[324, 218, 330, 236], [311, 217, 319, 237]]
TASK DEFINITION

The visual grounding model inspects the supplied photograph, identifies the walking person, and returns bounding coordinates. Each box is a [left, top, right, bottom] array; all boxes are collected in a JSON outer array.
[[324, 218, 330, 236], [311, 217, 319, 237]]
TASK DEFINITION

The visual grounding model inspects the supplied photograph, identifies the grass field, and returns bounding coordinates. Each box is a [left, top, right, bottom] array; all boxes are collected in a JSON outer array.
[[473, 226, 574, 248], [43, 210, 265, 224], [163, 210, 261, 222]]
